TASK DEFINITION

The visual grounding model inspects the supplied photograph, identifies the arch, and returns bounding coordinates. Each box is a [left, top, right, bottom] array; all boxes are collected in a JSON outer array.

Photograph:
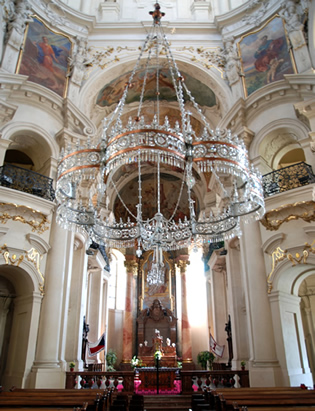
[[250, 118, 310, 168], [0, 263, 43, 389], [271, 255, 315, 296], [1, 122, 60, 174], [79, 52, 232, 128], [0, 255, 44, 297]]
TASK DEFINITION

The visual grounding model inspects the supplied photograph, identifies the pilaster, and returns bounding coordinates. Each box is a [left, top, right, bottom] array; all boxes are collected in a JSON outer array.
[[176, 256, 194, 370], [121, 256, 137, 370]]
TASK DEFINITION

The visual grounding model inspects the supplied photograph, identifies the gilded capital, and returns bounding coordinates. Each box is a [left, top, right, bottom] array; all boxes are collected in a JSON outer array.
[[176, 259, 190, 273], [124, 259, 138, 276]]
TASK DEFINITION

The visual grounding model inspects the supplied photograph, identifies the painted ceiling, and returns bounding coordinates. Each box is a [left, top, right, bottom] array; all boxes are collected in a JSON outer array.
[[96, 66, 216, 108]]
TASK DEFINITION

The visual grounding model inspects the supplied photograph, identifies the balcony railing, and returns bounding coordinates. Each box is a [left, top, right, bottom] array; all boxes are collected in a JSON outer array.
[[0, 164, 55, 201], [262, 162, 315, 198]]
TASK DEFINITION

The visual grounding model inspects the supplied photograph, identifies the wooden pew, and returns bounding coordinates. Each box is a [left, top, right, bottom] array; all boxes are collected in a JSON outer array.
[[0, 388, 109, 410], [204, 387, 315, 411]]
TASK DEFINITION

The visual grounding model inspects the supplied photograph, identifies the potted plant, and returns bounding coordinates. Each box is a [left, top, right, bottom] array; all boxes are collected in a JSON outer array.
[[106, 349, 117, 371], [241, 361, 246, 370], [197, 351, 215, 370], [69, 362, 75, 372]]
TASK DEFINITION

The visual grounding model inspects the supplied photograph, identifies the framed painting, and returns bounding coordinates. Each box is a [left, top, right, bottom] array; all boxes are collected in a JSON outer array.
[[16, 16, 72, 98], [238, 15, 296, 97]]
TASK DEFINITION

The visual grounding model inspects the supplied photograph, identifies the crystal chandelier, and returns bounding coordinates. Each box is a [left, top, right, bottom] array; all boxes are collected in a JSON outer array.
[[55, 3, 265, 272]]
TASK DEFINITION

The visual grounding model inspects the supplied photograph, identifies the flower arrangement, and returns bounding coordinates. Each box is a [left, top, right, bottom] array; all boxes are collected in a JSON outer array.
[[131, 355, 142, 369], [154, 350, 162, 361]]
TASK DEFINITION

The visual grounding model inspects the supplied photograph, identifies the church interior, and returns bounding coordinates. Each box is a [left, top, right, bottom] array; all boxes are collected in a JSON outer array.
[[1, 0, 315, 401]]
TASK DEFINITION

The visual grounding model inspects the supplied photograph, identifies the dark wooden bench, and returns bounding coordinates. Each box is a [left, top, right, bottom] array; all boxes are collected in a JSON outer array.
[[0, 388, 113, 411], [204, 387, 315, 411]]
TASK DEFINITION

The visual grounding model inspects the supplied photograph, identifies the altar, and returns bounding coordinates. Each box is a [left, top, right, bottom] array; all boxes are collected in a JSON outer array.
[[137, 367, 178, 391], [137, 300, 178, 368]]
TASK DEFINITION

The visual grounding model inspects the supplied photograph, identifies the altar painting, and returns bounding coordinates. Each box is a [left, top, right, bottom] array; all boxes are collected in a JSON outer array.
[[114, 172, 199, 222], [141, 251, 174, 311], [17, 16, 71, 97], [238, 16, 295, 97]]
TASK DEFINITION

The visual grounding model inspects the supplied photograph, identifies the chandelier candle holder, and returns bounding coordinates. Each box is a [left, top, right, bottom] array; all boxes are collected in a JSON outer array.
[[56, 3, 265, 284]]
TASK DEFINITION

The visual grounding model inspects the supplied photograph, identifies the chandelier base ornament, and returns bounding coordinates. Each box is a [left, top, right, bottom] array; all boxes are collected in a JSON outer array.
[[56, 3, 265, 265]]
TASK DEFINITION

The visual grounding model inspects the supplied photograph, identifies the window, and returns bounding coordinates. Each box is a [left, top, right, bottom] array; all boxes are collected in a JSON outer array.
[[108, 250, 126, 310]]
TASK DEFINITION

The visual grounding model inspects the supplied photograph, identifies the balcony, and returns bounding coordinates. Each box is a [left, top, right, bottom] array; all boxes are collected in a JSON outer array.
[[262, 162, 315, 198], [0, 163, 55, 201]]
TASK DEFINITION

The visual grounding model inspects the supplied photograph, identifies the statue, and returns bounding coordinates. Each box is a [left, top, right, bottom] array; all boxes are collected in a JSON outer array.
[[279, 1, 303, 34], [9, 0, 33, 36], [81, 316, 90, 367], [68, 36, 92, 87], [223, 38, 242, 86]]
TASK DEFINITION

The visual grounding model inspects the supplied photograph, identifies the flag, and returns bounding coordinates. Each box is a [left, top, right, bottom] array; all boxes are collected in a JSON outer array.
[[88, 333, 105, 356], [210, 333, 225, 358]]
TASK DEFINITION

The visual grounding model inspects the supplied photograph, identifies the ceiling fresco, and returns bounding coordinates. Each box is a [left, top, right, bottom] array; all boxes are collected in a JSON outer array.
[[96, 66, 216, 108]]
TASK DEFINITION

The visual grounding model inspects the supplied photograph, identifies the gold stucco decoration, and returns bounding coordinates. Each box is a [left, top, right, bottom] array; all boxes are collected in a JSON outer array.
[[267, 241, 315, 293], [260, 201, 315, 231], [0, 244, 45, 295], [0, 203, 50, 234]]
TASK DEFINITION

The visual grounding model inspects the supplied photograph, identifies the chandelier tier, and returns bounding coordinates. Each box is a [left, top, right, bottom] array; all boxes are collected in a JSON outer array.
[[56, 3, 265, 260]]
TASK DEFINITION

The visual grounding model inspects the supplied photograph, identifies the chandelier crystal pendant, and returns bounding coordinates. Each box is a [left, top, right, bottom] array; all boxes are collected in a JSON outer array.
[[55, 3, 265, 271]]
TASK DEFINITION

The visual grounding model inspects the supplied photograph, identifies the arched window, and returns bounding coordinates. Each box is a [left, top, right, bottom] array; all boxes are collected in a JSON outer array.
[[108, 249, 126, 310]]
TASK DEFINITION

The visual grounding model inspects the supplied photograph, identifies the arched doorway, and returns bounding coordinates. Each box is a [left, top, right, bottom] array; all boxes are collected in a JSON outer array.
[[269, 261, 315, 387], [299, 273, 315, 383], [0, 263, 42, 389]]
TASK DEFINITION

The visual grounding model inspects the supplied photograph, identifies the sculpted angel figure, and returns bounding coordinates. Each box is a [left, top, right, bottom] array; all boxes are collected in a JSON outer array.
[[223, 38, 242, 86]]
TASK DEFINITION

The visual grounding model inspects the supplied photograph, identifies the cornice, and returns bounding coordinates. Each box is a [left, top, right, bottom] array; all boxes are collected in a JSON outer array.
[[31, 0, 96, 37], [219, 75, 315, 133], [215, 0, 280, 38], [0, 73, 95, 137], [0, 186, 55, 216]]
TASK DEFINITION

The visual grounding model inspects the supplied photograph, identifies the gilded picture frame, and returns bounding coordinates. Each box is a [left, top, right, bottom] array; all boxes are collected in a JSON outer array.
[[238, 15, 296, 97], [16, 15, 72, 98]]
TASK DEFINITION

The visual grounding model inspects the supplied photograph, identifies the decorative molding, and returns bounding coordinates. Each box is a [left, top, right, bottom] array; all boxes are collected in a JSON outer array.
[[84, 46, 135, 78], [0, 202, 50, 234], [267, 240, 315, 293], [262, 233, 285, 255], [260, 201, 315, 231], [177, 46, 224, 75], [26, 233, 51, 254], [0, 244, 44, 295]]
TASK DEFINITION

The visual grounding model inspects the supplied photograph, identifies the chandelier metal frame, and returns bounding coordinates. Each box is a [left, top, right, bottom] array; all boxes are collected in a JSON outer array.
[[56, 3, 265, 268]]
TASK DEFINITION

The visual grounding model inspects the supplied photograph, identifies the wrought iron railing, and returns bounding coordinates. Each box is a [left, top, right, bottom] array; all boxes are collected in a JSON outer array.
[[262, 162, 315, 198], [0, 163, 55, 201]]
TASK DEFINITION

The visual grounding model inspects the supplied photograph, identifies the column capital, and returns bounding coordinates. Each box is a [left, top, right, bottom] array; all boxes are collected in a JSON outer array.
[[124, 257, 138, 276], [237, 126, 255, 150], [175, 257, 190, 273]]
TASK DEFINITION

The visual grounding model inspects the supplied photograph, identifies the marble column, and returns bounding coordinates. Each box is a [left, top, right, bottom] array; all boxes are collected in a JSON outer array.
[[240, 221, 282, 386], [86, 267, 104, 365], [225, 238, 250, 368], [121, 257, 137, 370], [176, 257, 194, 369], [208, 250, 228, 364], [30, 220, 74, 388], [65, 236, 88, 370]]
